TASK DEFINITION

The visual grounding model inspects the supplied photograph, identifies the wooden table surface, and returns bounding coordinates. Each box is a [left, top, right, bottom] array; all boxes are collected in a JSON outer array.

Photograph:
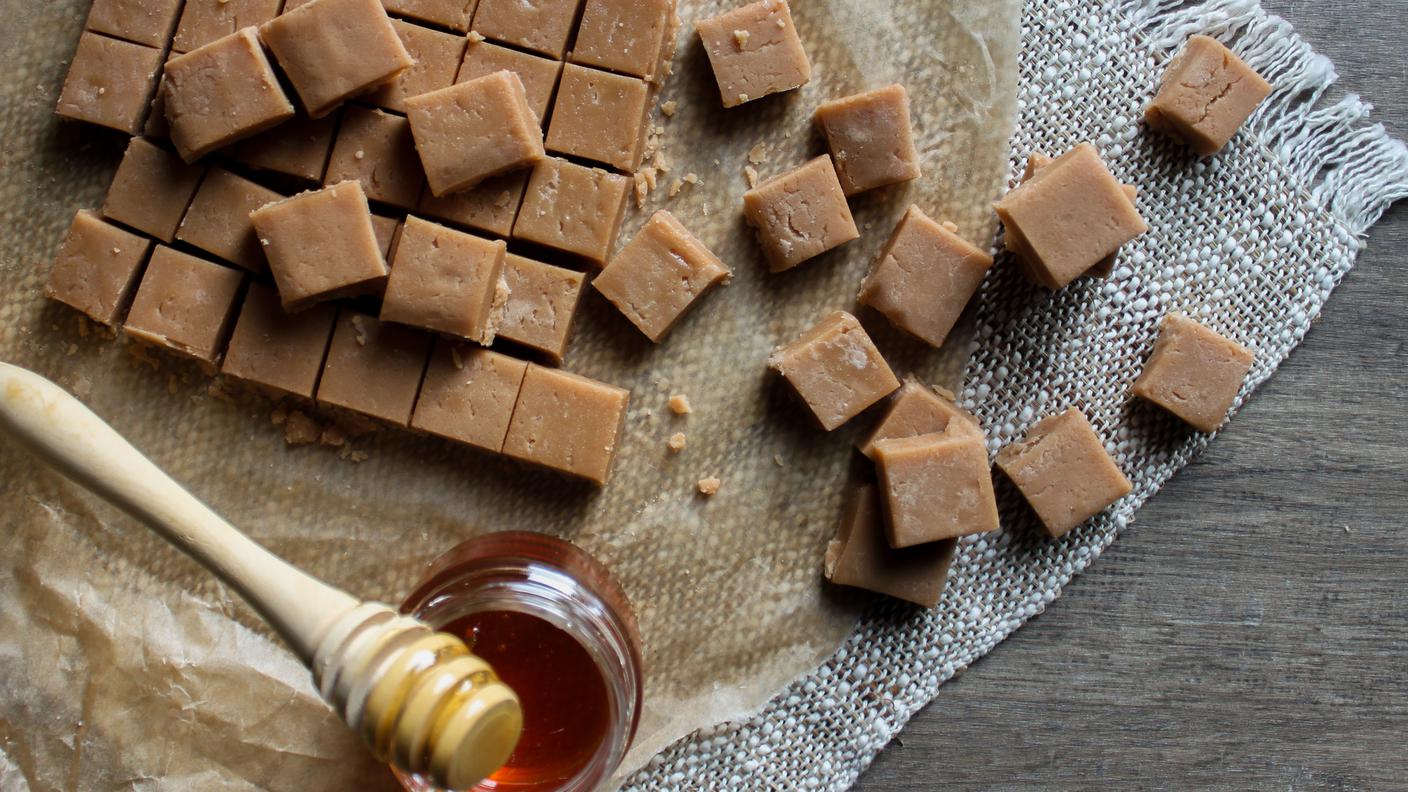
[[854, 2, 1408, 789]]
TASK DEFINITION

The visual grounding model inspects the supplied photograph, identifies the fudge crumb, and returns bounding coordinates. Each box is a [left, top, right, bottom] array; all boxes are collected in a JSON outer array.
[[733, 29, 750, 48], [668, 432, 687, 453], [697, 476, 721, 496], [660, 100, 677, 117], [653, 149, 669, 173], [776, 18, 784, 28], [942, 220, 959, 233], [494, 190, 512, 207], [737, 93, 749, 104], [319, 424, 348, 448], [207, 381, 235, 403], [66, 343, 78, 356], [340, 447, 370, 463], [747, 142, 767, 165], [667, 394, 691, 415], [467, 30, 485, 43], [127, 343, 160, 371], [353, 149, 365, 160], [283, 410, 321, 446], [683, 172, 699, 186], [450, 345, 465, 369], [773, 454, 785, 467], [351, 314, 368, 346], [667, 179, 683, 198], [744, 164, 759, 188], [271, 403, 289, 426]]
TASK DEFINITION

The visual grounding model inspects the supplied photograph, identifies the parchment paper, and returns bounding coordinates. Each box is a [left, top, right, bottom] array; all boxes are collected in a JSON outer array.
[[0, 1, 1019, 789]]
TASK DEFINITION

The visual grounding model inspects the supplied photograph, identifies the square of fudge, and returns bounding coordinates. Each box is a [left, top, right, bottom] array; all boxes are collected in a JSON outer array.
[[874, 427, 999, 547], [593, 210, 730, 342], [743, 155, 858, 271], [417, 170, 528, 238], [1146, 35, 1272, 156], [101, 137, 205, 243], [221, 282, 338, 398], [502, 364, 630, 485], [316, 310, 433, 425], [371, 214, 403, 260], [858, 205, 992, 348], [406, 71, 545, 196], [176, 167, 283, 272], [546, 64, 651, 172], [1132, 312, 1254, 432], [571, 0, 674, 82], [1015, 152, 1137, 283], [86, 0, 184, 49], [232, 111, 340, 183], [172, 0, 282, 53], [163, 28, 295, 161], [471, 0, 584, 58], [381, 216, 507, 342], [365, 20, 466, 113], [457, 39, 563, 124], [814, 83, 920, 195], [994, 143, 1146, 290], [45, 211, 154, 326], [498, 253, 585, 362], [56, 32, 164, 135], [859, 378, 981, 460], [696, 0, 810, 108], [995, 407, 1132, 538], [259, 0, 412, 118], [825, 484, 955, 608], [325, 105, 426, 209], [768, 310, 899, 431], [513, 158, 629, 265], [124, 247, 245, 363], [250, 181, 390, 310], [411, 341, 528, 452], [383, 0, 478, 32]]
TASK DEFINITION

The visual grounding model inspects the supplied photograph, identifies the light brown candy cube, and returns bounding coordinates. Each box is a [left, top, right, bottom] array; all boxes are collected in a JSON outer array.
[[472, 0, 583, 58], [56, 32, 164, 135], [177, 167, 283, 272], [498, 254, 585, 362], [406, 71, 545, 196], [570, 0, 675, 82], [317, 310, 433, 425], [1132, 312, 1254, 432], [250, 181, 390, 310], [502, 364, 630, 485], [411, 341, 528, 452], [996, 408, 1132, 538], [364, 20, 466, 114], [546, 64, 651, 172], [123, 247, 245, 363], [380, 216, 507, 342], [814, 84, 920, 195], [232, 112, 340, 184], [382, 0, 478, 32], [1146, 35, 1272, 156], [45, 211, 154, 326], [163, 28, 295, 161], [325, 105, 426, 209], [874, 428, 999, 548], [259, 0, 411, 118], [593, 210, 730, 342], [101, 137, 205, 243], [769, 310, 899, 431], [172, 0, 281, 53], [86, 0, 184, 49], [417, 170, 528, 238], [825, 484, 955, 608], [859, 379, 981, 460], [743, 155, 858, 271], [221, 283, 338, 399], [513, 158, 630, 265], [457, 39, 563, 124], [696, 0, 810, 107]]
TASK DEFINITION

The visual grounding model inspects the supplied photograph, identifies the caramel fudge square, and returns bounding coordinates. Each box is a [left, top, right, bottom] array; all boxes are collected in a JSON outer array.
[[233, 112, 340, 184], [472, 0, 584, 58], [382, 0, 478, 32], [406, 71, 545, 197], [874, 427, 1000, 548], [250, 181, 390, 311], [381, 216, 507, 343], [123, 247, 245, 364], [365, 19, 466, 114], [176, 167, 283, 272], [769, 311, 900, 431], [325, 105, 426, 210], [45, 211, 154, 326], [317, 310, 433, 426], [172, 0, 282, 53], [163, 28, 295, 161], [1132, 312, 1254, 432], [814, 83, 921, 195], [859, 379, 981, 460], [546, 64, 650, 172], [417, 170, 528, 238], [743, 156, 858, 272], [825, 484, 956, 608], [1017, 152, 1136, 282], [101, 137, 205, 243], [259, 0, 411, 118], [571, 0, 675, 82], [457, 39, 563, 124], [697, 0, 810, 107], [513, 158, 630, 265], [593, 211, 730, 342], [86, 0, 184, 49], [996, 408, 1133, 538], [221, 283, 338, 399], [1147, 35, 1272, 156], [56, 32, 164, 135], [498, 254, 585, 362], [502, 365, 630, 486], [412, 342, 528, 452]]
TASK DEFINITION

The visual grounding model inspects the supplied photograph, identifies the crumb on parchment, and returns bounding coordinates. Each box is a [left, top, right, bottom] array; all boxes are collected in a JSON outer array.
[[668, 394, 691, 415], [668, 432, 687, 453], [697, 476, 720, 496]]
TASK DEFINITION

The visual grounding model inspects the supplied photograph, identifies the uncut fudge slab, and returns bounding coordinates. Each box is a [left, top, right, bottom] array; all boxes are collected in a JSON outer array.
[[593, 210, 730, 342], [317, 310, 433, 425], [1146, 35, 1272, 156], [172, 0, 281, 53], [417, 170, 528, 238], [325, 105, 426, 209], [471, 0, 584, 58], [768, 311, 899, 431], [546, 64, 650, 172], [101, 137, 205, 243], [382, 0, 478, 32], [259, 0, 412, 118], [406, 71, 545, 196], [123, 247, 245, 364], [696, 0, 810, 107], [858, 205, 992, 348], [498, 254, 585, 361], [859, 379, 981, 460], [45, 211, 154, 326], [163, 28, 295, 161], [514, 158, 630, 265], [502, 364, 630, 485], [743, 156, 858, 272], [571, 0, 675, 82], [874, 427, 999, 548], [381, 216, 507, 342], [232, 112, 340, 183], [814, 84, 920, 195], [411, 341, 528, 452], [457, 39, 563, 124], [996, 407, 1132, 538], [825, 484, 955, 608], [250, 181, 390, 311], [176, 167, 283, 272], [85, 0, 184, 48], [221, 283, 338, 398], [365, 20, 466, 114], [56, 32, 164, 135], [1132, 312, 1254, 432]]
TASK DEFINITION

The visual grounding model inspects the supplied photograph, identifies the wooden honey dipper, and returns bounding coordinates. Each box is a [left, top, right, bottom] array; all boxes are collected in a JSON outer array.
[[0, 362, 522, 791]]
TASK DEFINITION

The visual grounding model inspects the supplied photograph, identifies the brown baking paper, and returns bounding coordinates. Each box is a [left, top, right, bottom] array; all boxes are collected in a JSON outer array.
[[0, 1, 1018, 788]]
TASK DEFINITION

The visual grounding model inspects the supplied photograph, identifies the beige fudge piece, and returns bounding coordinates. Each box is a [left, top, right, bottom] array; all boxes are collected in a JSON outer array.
[[696, 0, 810, 107], [381, 216, 507, 342], [814, 84, 920, 195], [1146, 35, 1272, 156], [593, 210, 730, 342], [382, 0, 478, 32], [471, 0, 584, 58], [101, 137, 205, 243], [1132, 312, 1254, 432], [996, 408, 1132, 538], [874, 428, 999, 548], [407, 72, 545, 196], [177, 167, 283, 272], [457, 39, 563, 124], [498, 254, 585, 362], [365, 20, 466, 113], [164, 28, 295, 161], [221, 283, 338, 398], [743, 156, 858, 272], [232, 112, 340, 183], [325, 105, 426, 209], [825, 484, 955, 608], [858, 206, 992, 348], [172, 0, 281, 53], [317, 310, 432, 425], [45, 211, 154, 326], [513, 158, 630, 265], [571, 0, 674, 82], [371, 214, 403, 260], [546, 64, 651, 172], [124, 247, 245, 363], [250, 181, 390, 310], [411, 342, 528, 452], [1018, 152, 1136, 281], [56, 32, 163, 135], [502, 365, 630, 485], [417, 170, 528, 238], [86, 0, 184, 48], [859, 379, 981, 460], [259, 0, 412, 118], [768, 310, 899, 431]]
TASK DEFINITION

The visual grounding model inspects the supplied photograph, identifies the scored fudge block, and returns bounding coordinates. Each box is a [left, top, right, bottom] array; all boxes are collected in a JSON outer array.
[[1132, 312, 1254, 432], [176, 167, 283, 272], [814, 83, 920, 195], [406, 71, 545, 196], [250, 181, 390, 310], [371, 214, 402, 260], [85, 0, 184, 49], [498, 254, 585, 362], [364, 20, 466, 113], [471, 0, 584, 58], [123, 247, 245, 363], [570, 0, 674, 82], [317, 310, 433, 425], [380, 216, 507, 342], [417, 170, 528, 238], [593, 211, 730, 342], [873, 427, 999, 548], [825, 484, 956, 608], [221, 283, 338, 398], [382, 0, 478, 32], [546, 64, 651, 172], [743, 156, 858, 272], [859, 379, 981, 460], [232, 111, 340, 183], [411, 341, 528, 452], [1146, 35, 1272, 156], [56, 32, 164, 135], [101, 137, 205, 243], [163, 28, 295, 161], [858, 205, 992, 348], [513, 158, 629, 265], [768, 310, 899, 431], [259, 0, 412, 118], [502, 364, 630, 485], [696, 0, 810, 107], [457, 39, 563, 124], [45, 211, 154, 326], [996, 407, 1133, 538], [325, 105, 426, 209], [172, 0, 282, 53]]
